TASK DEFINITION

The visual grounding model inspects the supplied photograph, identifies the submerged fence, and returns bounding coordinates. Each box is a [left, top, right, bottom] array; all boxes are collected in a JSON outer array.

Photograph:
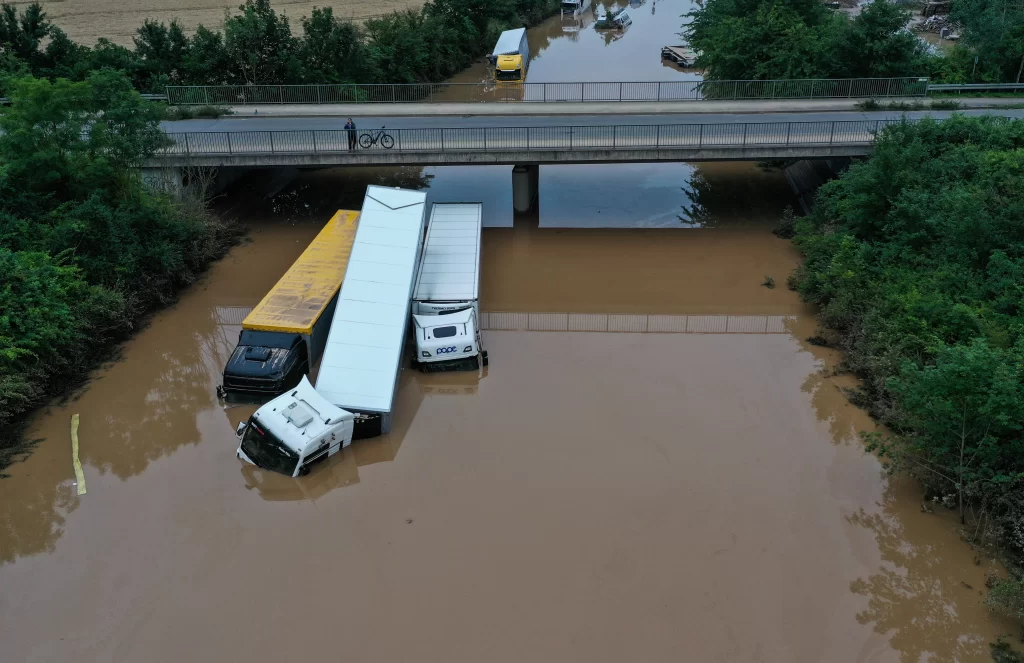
[[165, 78, 930, 105], [159, 119, 904, 159]]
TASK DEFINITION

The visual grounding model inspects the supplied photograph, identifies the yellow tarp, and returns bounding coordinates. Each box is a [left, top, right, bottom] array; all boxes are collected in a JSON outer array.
[[243, 210, 359, 335]]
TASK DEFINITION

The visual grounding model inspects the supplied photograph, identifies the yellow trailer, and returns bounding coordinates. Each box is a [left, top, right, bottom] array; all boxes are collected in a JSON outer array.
[[222, 210, 359, 397]]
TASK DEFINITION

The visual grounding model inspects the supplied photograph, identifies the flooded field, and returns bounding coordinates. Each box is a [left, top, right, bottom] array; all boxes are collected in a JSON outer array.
[[0, 161, 1017, 661]]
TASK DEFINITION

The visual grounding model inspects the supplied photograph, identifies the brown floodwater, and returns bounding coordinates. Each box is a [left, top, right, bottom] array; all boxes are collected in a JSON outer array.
[[0, 161, 1017, 661], [442, 0, 704, 89]]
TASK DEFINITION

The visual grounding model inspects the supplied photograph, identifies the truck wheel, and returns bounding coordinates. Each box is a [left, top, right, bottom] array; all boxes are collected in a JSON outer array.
[[299, 466, 311, 476], [482, 351, 489, 367]]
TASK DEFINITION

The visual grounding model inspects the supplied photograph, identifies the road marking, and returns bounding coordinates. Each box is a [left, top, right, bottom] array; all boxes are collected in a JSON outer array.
[[71, 414, 86, 495]]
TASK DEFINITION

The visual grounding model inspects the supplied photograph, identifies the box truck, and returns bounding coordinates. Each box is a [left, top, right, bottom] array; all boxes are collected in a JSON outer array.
[[221, 210, 359, 398], [490, 27, 530, 82]]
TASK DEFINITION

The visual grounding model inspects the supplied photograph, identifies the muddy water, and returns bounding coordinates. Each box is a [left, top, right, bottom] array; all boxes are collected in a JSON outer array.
[[0, 161, 1017, 661], [442, 0, 703, 88]]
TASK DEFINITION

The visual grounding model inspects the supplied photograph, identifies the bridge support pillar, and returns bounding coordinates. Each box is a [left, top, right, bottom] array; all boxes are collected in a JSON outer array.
[[140, 166, 183, 199], [512, 164, 539, 213]]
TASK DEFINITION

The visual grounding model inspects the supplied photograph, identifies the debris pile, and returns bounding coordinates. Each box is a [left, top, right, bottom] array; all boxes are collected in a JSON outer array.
[[913, 14, 958, 34]]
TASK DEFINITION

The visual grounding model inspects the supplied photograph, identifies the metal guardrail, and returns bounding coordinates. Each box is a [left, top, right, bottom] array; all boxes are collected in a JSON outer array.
[[927, 82, 1024, 93], [158, 119, 902, 158], [165, 78, 929, 105], [1, 93, 166, 105]]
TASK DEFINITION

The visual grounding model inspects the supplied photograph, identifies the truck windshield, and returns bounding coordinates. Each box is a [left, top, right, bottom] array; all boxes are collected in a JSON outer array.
[[240, 418, 299, 476], [238, 330, 301, 350]]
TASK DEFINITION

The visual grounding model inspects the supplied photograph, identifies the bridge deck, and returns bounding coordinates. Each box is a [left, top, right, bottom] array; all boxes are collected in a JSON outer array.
[[149, 110, 1024, 167]]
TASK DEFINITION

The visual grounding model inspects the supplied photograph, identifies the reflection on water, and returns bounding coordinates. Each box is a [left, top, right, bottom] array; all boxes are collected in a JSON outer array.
[[847, 476, 1017, 662], [0, 158, 1018, 661]]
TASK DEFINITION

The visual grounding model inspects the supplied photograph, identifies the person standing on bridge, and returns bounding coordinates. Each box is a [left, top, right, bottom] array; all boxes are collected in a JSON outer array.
[[345, 118, 357, 150]]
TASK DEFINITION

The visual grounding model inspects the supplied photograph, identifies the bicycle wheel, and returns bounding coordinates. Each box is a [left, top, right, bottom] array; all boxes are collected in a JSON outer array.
[[381, 134, 395, 149], [358, 133, 373, 149]]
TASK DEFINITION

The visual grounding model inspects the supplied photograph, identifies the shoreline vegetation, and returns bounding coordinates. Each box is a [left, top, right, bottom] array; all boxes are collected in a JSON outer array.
[[791, 114, 1024, 637]]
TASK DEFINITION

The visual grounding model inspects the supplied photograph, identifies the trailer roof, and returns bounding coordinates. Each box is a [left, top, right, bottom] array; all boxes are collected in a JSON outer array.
[[242, 210, 359, 335], [413, 203, 482, 303], [493, 27, 527, 55], [316, 186, 427, 414]]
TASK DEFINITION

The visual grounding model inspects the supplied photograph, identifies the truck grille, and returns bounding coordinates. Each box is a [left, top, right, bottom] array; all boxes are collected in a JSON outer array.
[[223, 376, 281, 393]]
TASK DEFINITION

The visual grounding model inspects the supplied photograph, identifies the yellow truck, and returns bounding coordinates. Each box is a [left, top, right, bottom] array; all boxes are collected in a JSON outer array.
[[221, 210, 359, 398], [490, 28, 530, 82]]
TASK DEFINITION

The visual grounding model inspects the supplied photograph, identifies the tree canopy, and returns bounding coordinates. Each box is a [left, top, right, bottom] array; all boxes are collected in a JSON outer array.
[[684, 0, 931, 80]]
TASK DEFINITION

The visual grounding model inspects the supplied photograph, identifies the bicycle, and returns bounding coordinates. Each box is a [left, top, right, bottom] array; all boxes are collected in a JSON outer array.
[[359, 126, 395, 149]]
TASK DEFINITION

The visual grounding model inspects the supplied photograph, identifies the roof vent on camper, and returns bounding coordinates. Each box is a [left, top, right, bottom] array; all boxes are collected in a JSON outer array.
[[284, 401, 314, 428]]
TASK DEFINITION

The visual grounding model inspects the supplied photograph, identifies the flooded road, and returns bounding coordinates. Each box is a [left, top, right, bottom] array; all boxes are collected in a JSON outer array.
[[444, 0, 703, 87], [1, 161, 1017, 662], [0, 1, 1015, 657]]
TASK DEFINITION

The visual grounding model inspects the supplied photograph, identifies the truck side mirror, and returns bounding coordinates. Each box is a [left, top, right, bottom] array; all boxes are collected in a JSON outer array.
[[235, 421, 247, 437]]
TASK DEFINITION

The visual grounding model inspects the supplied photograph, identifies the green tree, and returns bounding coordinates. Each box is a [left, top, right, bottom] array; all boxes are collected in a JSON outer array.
[[364, 10, 433, 84], [182, 25, 233, 85], [0, 70, 167, 203], [133, 20, 190, 91], [685, 0, 929, 81], [223, 0, 298, 85], [296, 7, 369, 83], [952, 0, 1024, 82], [0, 2, 49, 72]]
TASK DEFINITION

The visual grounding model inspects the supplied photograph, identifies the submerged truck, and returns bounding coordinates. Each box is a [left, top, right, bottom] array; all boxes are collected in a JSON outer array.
[[235, 186, 428, 477], [490, 27, 530, 82], [412, 203, 487, 372], [221, 210, 359, 398]]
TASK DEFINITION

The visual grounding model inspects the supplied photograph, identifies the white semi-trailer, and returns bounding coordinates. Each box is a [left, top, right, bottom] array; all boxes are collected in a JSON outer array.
[[235, 186, 428, 477], [411, 203, 487, 372]]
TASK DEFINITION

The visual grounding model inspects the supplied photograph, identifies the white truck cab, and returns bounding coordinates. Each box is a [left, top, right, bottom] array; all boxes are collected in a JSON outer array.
[[411, 203, 486, 373], [414, 308, 485, 371], [236, 376, 354, 477]]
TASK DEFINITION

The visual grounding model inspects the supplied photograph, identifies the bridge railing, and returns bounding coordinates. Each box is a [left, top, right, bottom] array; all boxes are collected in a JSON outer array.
[[159, 119, 904, 157], [164, 78, 929, 105]]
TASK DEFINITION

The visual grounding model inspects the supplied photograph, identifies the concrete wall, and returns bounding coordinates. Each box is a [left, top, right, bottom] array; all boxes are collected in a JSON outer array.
[[782, 158, 853, 214]]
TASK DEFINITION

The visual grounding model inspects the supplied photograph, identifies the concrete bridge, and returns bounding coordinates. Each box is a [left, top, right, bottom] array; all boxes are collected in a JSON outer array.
[[143, 108, 1024, 210], [152, 118, 889, 169]]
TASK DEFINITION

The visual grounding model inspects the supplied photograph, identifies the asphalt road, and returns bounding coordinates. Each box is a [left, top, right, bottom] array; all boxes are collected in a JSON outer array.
[[163, 109, 1024, 134]]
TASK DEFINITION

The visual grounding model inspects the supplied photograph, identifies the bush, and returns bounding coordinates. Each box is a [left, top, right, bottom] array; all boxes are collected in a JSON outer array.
[[989, 577, 1024, 622], [163, 104, 232, 120]]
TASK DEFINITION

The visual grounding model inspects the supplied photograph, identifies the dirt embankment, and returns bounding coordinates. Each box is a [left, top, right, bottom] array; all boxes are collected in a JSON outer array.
[[33, 0, 426, 46]]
